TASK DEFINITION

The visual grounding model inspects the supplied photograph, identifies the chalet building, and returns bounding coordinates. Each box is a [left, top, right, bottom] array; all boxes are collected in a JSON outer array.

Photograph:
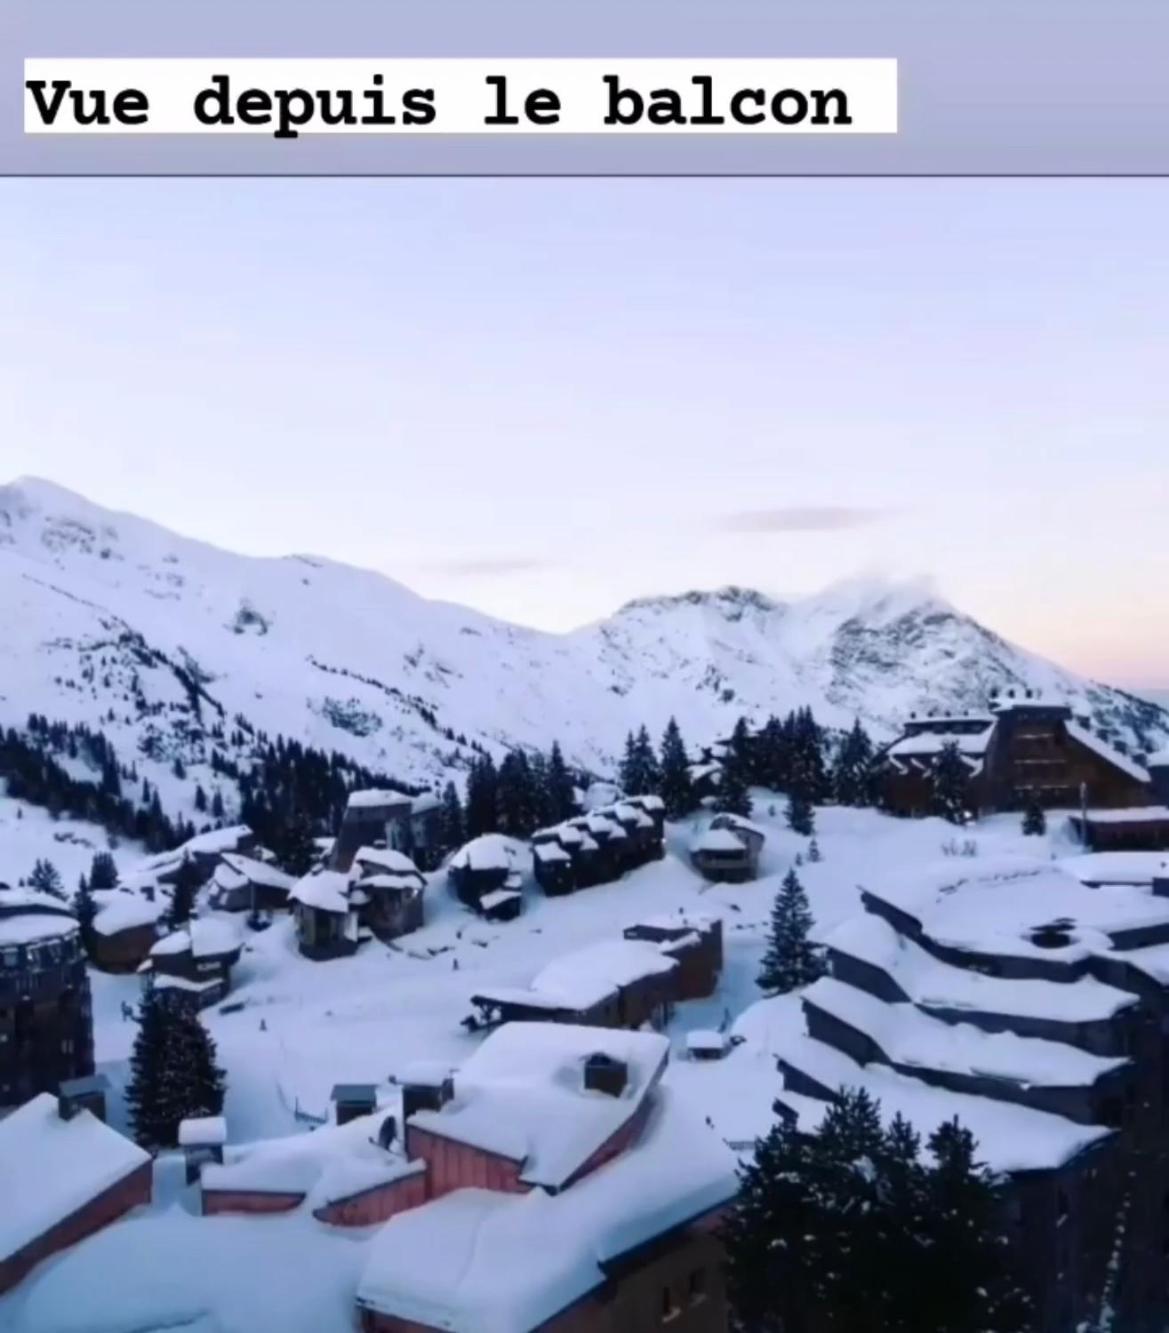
[[690, 815, 766, 883], [768, 855, 1169, 1333], [0, 890, 94, 1112], [138, 825, 257, 889], [533, 798, 666, 897], [289, 868, 366, 960], [0, 1089, 151, 1295], [624, 913, 724, 999], [208, 852, 294, 914], [447, 834, 524, 918], [356, 1024, 738, 1333], [330, 789, 446, 874], [350, 846, 426, 941], [88, 890, 165, 972], [468, 938, 681, 1031], [880, 693, 1153, 818], [139, 917, 243, 1010]]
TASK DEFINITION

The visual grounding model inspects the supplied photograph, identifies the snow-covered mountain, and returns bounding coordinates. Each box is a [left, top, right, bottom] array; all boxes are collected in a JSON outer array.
[[1, 477, 1166, 795]]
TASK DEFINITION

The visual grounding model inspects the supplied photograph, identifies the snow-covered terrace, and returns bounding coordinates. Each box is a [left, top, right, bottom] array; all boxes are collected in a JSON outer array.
[[776, 1029, 1112, 1175], [802, 976, 1125, 1089], [528, 939, 679, 1012], [863, 856, 1169, 961], [825, 913, 1137, 1024]]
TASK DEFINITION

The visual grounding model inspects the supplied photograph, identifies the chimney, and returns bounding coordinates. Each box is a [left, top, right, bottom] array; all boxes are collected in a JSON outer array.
[[331, 1083, 378, 1126], [57, 1074, 109, 1123], [583, 1052, 628, 1098], [401, 1066, 455, 1122]]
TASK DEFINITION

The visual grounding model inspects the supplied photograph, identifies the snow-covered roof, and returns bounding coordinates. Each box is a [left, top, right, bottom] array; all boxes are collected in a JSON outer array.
[[0, 1093, 150, 1262], [685, 1030, 728, 1054], [202, 1109, 410, 1204], [610, 802, 654, 829], [628, 910, 717, 935], [690, 826, 749, 854], [353, 846, 422, 876], [408, 1023, 671, 1190], [410, 792, 443, 816], [359, 1085, 735, 1333], [289, 868, 354, 914], [1059, 852, 1168, 887], [803, 975, 1124, 1089], [863, 855, 1169, 961], [825, 913, 1136, 1024], [399, 1060, 453, 1088], [150, 917, 240, 960], [1072, 805, 1169, 824], [627, 794, 665, 813], [449, 834, 522, 874], [584, 813, 627, 840], [178, 1115, 227, 1148], [143, 826, 252, 871], [218, 852, 294, 892], [533, 842, 571, 864], [480, 888, 522, 911], [91, 890, 164, 937], [1148, 745, 1169, 768], [0, 895, 79, 947], [775, 1032, 1112, 1175], [346, 789, 413, 811], [361, 872, 424, 895], [886, 728, 992, 759], [1066, 722, 1150, 783], [528, 939, 678, 1012]]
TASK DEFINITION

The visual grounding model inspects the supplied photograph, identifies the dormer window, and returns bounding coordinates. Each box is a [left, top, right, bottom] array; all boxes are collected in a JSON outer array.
[[583, 1052, 628, 1097]]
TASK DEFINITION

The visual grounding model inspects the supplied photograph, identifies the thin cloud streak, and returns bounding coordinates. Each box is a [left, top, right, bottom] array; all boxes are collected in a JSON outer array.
[[414, 556, 559, 578], [717, 506, 890, 533]]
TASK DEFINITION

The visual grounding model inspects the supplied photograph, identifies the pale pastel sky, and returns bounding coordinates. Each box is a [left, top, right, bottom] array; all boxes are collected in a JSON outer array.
[[1, 180, 1165, 687]]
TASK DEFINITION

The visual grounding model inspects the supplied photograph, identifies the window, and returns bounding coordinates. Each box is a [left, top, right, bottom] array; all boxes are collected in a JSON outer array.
[[661, 1285, 680, 1322], [688, 1268, 708, 1304]]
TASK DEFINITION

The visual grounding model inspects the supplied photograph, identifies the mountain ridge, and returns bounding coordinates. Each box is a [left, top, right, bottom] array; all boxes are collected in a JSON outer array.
[[1, 476, 1166, 800]]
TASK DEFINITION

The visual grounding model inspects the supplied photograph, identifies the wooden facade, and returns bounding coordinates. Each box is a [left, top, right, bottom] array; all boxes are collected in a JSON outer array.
[[881, 700, 1153, 818]]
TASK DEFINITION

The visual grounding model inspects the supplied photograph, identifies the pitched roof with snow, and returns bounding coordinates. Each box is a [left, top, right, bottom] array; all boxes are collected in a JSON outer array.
[[528, 939, 678, 1012], [150, 917, 241, 960], [91, 890, 165, 937], [218, 852, 294, 892], [359, 1083, 735, 1333], [353, 846, 423, 876], [1065, 723, 1150, 784], [289, 868, 355, 914], [407, 1023, 671, 1190], [0, 1093, 150, 1262], [449, 834, 523, 874], [0, 891, 80, 947]]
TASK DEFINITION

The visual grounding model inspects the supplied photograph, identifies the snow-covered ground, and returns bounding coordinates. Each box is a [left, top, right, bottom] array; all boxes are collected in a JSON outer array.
[[0, 787, 1090, 1333]]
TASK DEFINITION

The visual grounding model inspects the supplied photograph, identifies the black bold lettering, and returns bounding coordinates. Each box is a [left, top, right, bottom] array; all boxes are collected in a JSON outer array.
[[602, 74, 642, 125]]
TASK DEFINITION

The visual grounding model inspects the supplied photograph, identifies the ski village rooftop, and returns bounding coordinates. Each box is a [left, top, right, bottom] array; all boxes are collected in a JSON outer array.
[[2, 688, 1169, 1331]]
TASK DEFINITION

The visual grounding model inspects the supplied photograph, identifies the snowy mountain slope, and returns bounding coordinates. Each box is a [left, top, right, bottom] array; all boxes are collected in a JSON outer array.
[[1, 477, 1165, 798]]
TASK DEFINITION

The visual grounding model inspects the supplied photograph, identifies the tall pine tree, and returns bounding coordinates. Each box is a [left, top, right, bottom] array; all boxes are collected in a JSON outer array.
[[658, 717, 696, 819], [28, 857, 66, 900], [932, 742, 970, 824], [832, 719, 876, 807], [757, 867, 824, 994], [166, 855, 201, 929], [440, 780, 465, 851]]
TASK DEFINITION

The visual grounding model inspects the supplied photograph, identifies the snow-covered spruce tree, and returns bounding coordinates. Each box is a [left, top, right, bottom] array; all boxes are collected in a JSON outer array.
[[785, 790, 815, 836], [917, 1118, 1031, 1333], [497, 750, 540, 838], [931, 741, 970, 825], [757, 868, 824, 995], [713, 750, 752, 818], [807, 837, 822, 863], [273, 811, 317, 877], [633, 725, 661, 795], [166, 855, 201, 929], [728, 716, 754, 782], [658, 717, 696, 819], [125, 991, 176, 1148], [723, 1094, 1030, 1333], [464, 753, 498, 838], [544, 741, 577, 822], [28, 857, 66, 900], [73, 873, 97, 938], [88, 850, 119, 891], [439, 780, 465, 851], [173, 1006, 227, 1126], [831, 719, 876, 807], [1022, 800, 1046, 836], [127, 995, 227, 1148]]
